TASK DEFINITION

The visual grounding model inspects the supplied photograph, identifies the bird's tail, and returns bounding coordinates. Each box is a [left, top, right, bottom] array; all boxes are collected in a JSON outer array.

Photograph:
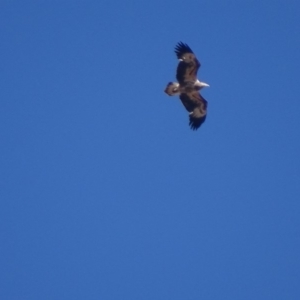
[[164, 82, 180, 96]]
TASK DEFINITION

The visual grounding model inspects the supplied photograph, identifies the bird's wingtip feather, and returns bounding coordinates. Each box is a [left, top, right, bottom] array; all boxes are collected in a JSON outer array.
[[174, 42, 193, 59], [189, 115, 206, 130]]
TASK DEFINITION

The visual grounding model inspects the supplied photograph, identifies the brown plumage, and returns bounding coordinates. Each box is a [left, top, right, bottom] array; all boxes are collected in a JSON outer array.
[[164, 42, 209, 131]]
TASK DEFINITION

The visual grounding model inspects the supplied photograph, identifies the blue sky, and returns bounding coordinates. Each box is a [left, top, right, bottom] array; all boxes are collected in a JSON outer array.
[[1, 1, 300, 299]]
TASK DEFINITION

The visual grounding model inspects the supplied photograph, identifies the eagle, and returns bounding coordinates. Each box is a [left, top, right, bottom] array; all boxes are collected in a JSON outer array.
[[164, 42, 209, 130]]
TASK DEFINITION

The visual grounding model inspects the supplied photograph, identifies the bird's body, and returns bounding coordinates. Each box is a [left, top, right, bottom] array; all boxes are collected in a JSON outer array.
[[164, 42, 209, 130]]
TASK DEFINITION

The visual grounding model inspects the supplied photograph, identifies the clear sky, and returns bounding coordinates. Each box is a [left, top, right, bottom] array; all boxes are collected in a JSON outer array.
[[1, 1, 300, 299]]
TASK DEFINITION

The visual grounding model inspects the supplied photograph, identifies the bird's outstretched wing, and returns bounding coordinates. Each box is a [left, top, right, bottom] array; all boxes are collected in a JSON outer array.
[[179, 91, 207, 130], [175, 42, 201, 85]]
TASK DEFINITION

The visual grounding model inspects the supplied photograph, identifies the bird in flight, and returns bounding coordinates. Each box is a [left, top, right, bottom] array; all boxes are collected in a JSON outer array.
[[164, 42, 209, 130]]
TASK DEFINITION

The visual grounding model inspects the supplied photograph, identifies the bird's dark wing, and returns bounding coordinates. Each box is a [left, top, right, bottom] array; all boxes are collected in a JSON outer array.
[[179, 91, 207, 130], [175, 42, 201, 85]]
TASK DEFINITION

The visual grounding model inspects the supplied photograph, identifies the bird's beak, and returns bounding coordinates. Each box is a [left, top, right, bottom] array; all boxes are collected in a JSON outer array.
[[201, 82, 210, 88]]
